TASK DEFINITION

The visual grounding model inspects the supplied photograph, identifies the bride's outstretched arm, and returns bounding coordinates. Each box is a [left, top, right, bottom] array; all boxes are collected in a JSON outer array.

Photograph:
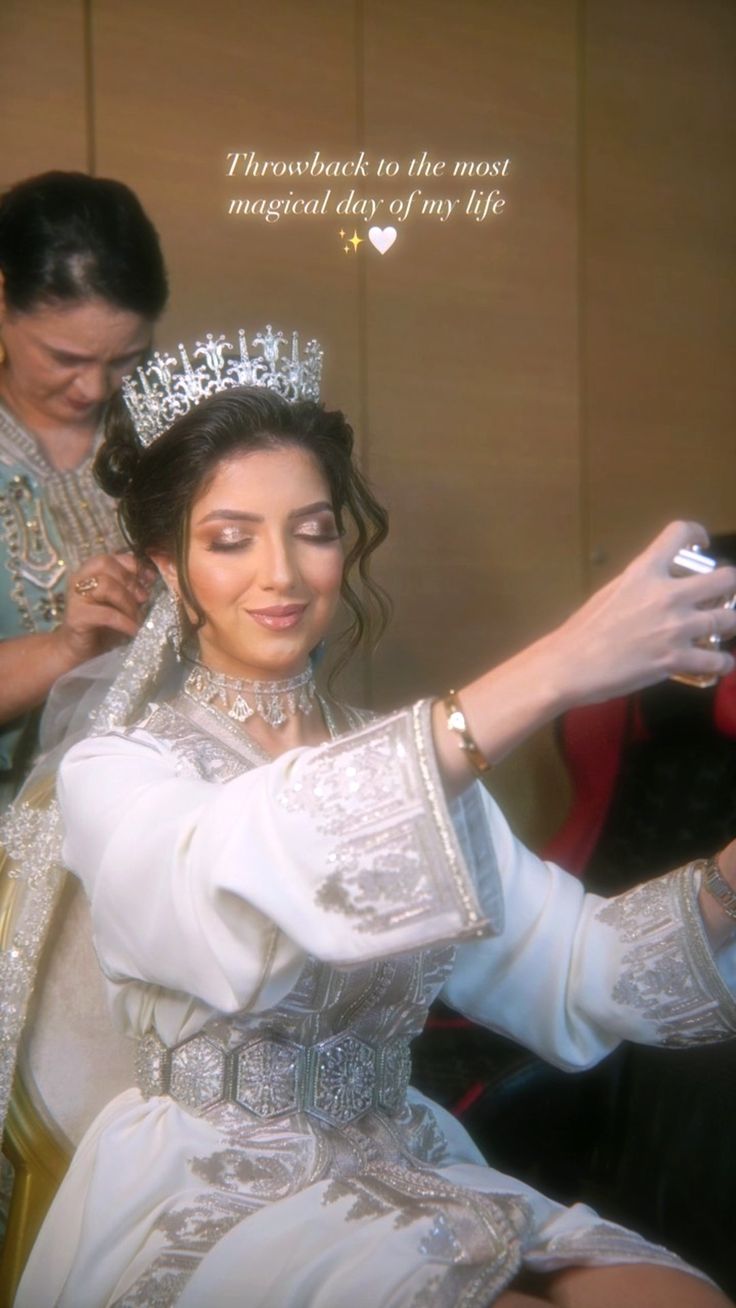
[[430, 520, 736, 950], [432, 521, 736, 794]]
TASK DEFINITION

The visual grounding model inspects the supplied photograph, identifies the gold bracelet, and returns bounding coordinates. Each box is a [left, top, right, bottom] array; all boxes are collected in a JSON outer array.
[[443, 690, 491, 778], [701, 857, 736, 921]]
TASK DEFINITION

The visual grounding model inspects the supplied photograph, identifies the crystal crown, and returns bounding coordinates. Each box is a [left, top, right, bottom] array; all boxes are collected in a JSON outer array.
[[122, 327, 323, 446]]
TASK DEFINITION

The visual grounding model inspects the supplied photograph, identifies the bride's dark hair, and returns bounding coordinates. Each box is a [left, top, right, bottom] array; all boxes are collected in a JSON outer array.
[[95, 387, 390, 681]]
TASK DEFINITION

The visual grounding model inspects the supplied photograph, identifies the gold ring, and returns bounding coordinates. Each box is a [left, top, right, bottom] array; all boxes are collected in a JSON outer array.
[[74, 575, 100, 597]]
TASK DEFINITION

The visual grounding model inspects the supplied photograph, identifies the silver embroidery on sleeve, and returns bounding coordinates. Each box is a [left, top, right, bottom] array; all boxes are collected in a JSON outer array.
[[529, 1218, 710, 1281], [316, 820, 451, 933], [411, 700, 497, 930], [595, 866, 736, 1044], [280, 705, 487, 939]]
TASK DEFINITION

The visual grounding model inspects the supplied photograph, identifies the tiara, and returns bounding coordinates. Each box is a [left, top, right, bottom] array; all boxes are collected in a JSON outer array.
[[121, 327, 323, 446]]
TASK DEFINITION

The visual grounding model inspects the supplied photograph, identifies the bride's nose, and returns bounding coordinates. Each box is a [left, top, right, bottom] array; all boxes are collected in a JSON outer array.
[[258, 533, 298, 591]]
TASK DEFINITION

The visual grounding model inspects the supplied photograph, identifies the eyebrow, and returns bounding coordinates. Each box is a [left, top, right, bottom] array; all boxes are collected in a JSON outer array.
[[197, 501, 335, 526], [47, 344, 148, 365]]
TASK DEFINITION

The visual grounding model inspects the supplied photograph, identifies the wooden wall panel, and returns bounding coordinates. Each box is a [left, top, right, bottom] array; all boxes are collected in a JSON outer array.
[[90, 0, 363, 413], [362, 0, 582, 705], [0, 0, 87, 183], [584, 0, 736, 581]]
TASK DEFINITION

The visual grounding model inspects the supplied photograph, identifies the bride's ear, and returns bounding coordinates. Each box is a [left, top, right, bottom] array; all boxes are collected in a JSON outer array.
[[148, 551, 178, 594], [148, 551, 198, 627]]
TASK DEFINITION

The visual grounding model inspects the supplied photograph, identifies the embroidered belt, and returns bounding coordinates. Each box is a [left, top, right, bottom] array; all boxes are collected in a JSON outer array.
[[135, 1029, 412, 1127]]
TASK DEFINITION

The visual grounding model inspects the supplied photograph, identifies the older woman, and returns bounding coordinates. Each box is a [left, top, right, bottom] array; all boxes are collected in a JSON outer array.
[[9, 333, 736, 1308], [0, 171, 168, 804]]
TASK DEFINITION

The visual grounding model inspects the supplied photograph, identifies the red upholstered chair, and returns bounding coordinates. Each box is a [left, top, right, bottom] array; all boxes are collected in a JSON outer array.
[[543, 669, 736, 895]]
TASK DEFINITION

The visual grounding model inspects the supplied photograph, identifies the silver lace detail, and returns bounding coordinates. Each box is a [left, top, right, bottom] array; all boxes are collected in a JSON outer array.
[[89, 590, 180, 735]]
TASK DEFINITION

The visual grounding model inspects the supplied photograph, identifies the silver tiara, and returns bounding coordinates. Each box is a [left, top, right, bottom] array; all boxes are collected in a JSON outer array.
[[121, 327, 323, 446]]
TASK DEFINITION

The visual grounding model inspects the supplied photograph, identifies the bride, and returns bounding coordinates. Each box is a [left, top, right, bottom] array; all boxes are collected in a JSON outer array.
[[10, 329, 736, 1307]]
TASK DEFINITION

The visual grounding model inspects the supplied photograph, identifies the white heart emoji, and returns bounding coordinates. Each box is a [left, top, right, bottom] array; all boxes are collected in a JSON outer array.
[[368, 226, 397, 254]]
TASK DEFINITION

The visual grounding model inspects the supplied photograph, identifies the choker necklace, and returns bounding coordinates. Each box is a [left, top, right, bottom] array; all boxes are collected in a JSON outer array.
[[183, 659, 317, 728]]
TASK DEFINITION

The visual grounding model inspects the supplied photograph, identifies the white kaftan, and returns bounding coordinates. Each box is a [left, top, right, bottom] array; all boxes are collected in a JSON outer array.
[[17, 695, 736, 1308]]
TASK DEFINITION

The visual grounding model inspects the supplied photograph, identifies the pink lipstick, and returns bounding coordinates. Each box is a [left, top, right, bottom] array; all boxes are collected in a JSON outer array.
[[247, 604, 307, 630]]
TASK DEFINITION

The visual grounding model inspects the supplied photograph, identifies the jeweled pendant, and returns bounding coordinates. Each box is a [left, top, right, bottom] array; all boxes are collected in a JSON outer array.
[[297, 685, 316, 716], [228, 694, 254, 723], [189, 667, 212, 701], [258, 692, 286, 728]]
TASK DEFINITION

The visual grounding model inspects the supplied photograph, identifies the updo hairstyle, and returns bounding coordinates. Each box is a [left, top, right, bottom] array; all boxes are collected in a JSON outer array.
[[96, 387, 390, 677], [0, 171, 168, 317]]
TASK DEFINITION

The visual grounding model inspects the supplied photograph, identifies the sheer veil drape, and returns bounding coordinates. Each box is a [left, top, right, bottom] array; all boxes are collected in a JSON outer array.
[[0, 591, 181, 1140]]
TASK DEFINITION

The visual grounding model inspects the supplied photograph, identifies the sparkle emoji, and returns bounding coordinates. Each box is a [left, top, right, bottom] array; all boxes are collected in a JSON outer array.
[[339, 228, 364, 254]]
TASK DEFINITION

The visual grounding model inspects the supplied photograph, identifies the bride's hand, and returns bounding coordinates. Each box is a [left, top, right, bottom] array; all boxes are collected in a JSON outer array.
[[547, 521, 736, 708]]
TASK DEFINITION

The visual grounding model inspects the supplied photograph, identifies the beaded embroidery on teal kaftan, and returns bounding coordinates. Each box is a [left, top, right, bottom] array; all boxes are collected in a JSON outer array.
[[0, 401, 123, 797]]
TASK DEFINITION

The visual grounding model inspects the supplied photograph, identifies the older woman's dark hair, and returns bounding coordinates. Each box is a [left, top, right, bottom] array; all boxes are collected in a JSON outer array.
[[97, 387, 390, 681], [0, 171, 168, 318]]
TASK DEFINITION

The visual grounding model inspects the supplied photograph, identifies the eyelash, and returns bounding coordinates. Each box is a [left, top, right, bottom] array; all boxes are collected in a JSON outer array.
[[207, 531, 341, 553]]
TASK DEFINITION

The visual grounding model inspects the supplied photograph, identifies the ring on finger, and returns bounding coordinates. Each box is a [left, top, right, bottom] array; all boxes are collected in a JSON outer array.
[[74, 575, 100, 597], [705, 611, 721, 647]]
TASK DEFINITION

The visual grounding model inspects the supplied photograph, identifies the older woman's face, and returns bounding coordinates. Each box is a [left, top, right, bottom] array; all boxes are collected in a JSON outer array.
[[0, 294, 150, 429], [171, 445, 344, 681]]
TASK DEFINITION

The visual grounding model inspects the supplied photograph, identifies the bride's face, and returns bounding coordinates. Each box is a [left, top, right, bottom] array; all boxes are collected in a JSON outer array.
[[171, 444, 344, 680]]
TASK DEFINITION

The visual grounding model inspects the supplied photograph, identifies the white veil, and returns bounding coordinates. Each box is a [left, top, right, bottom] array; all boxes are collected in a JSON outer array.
[[0, 590, 181, 1141]]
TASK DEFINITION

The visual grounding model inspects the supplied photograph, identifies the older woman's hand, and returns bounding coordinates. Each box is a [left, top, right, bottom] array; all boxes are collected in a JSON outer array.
[[55, 552, 155, 661], [0, 552, 156, 727]]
